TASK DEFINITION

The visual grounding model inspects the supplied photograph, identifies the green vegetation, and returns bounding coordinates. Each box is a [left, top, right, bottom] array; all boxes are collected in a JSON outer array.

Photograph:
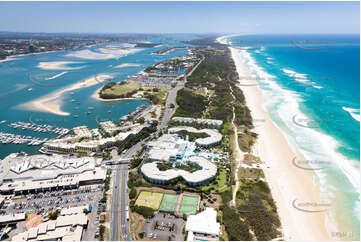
[[156, 160, 201, 173], [200, 169, 229, 193], [157, 161, 173, 171], [99, 225, 106, 241], [220, 190, 252, 241], [175, 161, 201, 173], [129, 187, 137, 200], [173, 88, 208, 118], [116, 121, 158, 154], [174, 130, 209, 142], [134, 205, 155, 218], [236, 180, 281, 240], [142, 87, 170, 105], [128, 171, 152, 189], [48, 210, 60, 220], [99, 81, 140, 99]]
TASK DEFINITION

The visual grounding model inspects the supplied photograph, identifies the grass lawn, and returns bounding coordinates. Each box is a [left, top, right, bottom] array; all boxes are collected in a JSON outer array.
[[200, 169, 229, 193], [143, 87, 171, 105], [101, 81, 140, 96], [179, 195, 199, 215], [159, 194, 178, 212], [135, 191, 163, 210]]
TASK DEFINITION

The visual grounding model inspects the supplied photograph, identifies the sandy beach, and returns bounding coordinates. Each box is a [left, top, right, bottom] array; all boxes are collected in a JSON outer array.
[[16, 74, 112, 116], [230, 46, 332, 240], [37, 61, 83, 70], [66, 48, 142, 60], [113, 63, 141, 69]]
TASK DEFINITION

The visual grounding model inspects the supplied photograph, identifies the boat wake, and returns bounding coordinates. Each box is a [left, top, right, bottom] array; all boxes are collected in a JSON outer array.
[[45, 71, 68, 80]]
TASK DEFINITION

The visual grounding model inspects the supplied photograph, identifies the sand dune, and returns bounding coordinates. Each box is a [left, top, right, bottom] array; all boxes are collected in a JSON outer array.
[[230, 46, 331, 240]]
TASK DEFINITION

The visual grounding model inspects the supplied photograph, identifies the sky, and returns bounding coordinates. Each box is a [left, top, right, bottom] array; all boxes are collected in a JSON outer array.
[[0, 1, 359, 34]]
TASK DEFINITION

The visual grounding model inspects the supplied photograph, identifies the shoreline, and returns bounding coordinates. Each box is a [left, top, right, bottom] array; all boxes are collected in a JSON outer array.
[[91, 86, 145, 102], [229, 46, 332, 240], [16, 74, 113, 116]]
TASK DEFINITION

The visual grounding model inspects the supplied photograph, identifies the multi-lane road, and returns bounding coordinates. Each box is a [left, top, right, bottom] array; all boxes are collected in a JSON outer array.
[[110, 55, 204, 241]]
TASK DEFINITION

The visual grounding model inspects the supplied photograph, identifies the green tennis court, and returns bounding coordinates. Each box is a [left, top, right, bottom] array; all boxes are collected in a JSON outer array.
[[179, 195, 199, 215], [159, 194, 178, 212]]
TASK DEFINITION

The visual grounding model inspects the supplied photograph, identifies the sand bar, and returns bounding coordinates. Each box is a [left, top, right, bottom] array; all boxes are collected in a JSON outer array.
[[230, 46, 332, 240], [37, 61, 83, 70], [16, 74, 113, 116], [66, 48, 142, 60], [113, 63, 141, 69]]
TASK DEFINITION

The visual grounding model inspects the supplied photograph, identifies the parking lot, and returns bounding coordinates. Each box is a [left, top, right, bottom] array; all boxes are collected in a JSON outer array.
[[142, 213, 185, 241], [1, 185, 103, 217], [1, 184, 106, 241]]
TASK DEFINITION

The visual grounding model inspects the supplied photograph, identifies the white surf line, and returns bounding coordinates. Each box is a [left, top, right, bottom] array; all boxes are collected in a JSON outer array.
[[45, 71, 68, 80]]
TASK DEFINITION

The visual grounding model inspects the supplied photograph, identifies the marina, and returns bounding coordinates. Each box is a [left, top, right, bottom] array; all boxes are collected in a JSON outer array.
[[6, 121, 69, 135], [0, 132, 48, 146]]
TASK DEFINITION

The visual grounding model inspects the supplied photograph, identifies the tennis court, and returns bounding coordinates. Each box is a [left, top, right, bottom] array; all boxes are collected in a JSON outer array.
[[179, 195, 199, 215], [135, 191, 163, 210], [159, 194, 178, 212]]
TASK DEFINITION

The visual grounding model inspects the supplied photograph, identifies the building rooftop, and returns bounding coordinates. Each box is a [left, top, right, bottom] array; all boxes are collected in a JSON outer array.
[[186, 207, 220, 236], [168, 126, 222, 147], [141, 155, 217, 185]]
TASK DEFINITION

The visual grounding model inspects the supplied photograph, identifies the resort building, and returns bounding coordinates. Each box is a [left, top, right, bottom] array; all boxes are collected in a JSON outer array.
[[168, 126, 222, 147], [0, 153, 106, 195], [141, 155, 217, 186], [147, 134, 188, 161], [43, 124, 145, 153], [172, 117, 223, 128], [185, 207, 220, 241], [11, 213, 88, 241]]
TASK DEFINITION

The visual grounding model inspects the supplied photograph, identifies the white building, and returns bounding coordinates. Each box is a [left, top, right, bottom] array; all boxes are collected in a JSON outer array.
[[172, 117, 223, 128], [141, 155, 217, 186], [11, 213, 88, 241], [186, 207, 220, 241], [43, 124, 144, 153], [168, 126, 222, 147], [147, 134, 188, 161], [0, 153, 106, 195]]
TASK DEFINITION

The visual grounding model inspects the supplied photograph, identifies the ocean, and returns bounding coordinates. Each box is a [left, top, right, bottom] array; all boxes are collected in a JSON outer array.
[[0, 40, 189, 159], [229, 34, 360, 240]]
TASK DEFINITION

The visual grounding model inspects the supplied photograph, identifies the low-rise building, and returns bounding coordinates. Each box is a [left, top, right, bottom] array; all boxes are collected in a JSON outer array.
[[43, 124, 145, 153], [11, 213, 88, 241], [168, 126, 222, 147], [0, 153, 106, 195], [185, 207, 220, 241], [141, 155, 217, 186], [172, 117, 223, 128]]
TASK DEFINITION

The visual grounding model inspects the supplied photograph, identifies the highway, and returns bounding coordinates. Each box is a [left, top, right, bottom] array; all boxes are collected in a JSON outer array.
[[110, 55, 203, 241], [110, 141, 146, 241]]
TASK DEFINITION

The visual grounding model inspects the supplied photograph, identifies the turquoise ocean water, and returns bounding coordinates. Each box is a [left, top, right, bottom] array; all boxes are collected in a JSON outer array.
[[229, 34, 360, 239], [0, 40, 189, 159]]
